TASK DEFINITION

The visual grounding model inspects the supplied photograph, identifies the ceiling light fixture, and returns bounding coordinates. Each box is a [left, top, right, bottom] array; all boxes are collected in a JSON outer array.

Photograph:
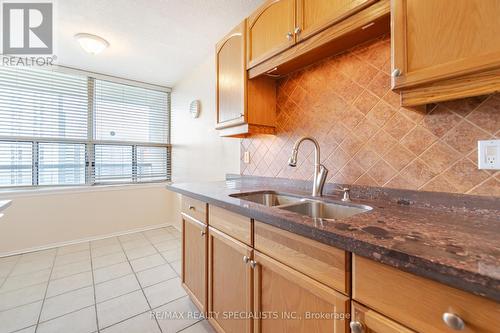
[[75, 33, 109, 55]]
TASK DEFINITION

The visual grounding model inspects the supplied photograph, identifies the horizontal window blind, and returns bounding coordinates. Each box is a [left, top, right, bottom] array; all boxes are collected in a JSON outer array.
[[94, 80, 169, 144], [0, 141, 32, 187], [137, 146, 169, 182], [0, 67, 88, 140], [38, 143, 86, 186], [94, 145, 133, 183], [0, 66, 171, 188]]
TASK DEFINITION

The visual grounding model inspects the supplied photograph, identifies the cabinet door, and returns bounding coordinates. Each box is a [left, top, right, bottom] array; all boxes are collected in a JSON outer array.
[[216, 20, 246, 128], [182, 213, 207, 313], [247, 0, 296, 68], [351, 302, 416, 333], [208, 227, 253, 333], [253, 251, 349, 333], [296, 0, 377, 41], [392, 0, 500, 89]]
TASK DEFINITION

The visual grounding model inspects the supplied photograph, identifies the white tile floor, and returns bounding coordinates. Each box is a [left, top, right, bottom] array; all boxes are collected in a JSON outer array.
[[0, 226, 214, 333]]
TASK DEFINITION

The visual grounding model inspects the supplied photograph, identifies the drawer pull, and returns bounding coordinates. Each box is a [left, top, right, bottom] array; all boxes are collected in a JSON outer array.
[[188, 205, 195, 211], [443, 312, 465, 331], [243, 255, 250, 264], [200, 230, 206, 236], [392, 68, 401, 77], [349, 321, 365, 333], [250, 260, 258, 269], [286, 32, 293, 40]]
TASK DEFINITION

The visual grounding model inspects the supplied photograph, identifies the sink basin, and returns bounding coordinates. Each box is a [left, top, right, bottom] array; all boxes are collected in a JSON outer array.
[[230, 191, 372, 220], [279, 200, 373, 220], [230, 191, 302, 207]]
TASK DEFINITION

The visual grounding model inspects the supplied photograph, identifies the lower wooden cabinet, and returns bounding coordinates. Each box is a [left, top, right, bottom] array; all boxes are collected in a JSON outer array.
[[253, 251, 349, 333], [208, 227, 253, 333], [181, 213, 207, 313], [351, 302, 415, 333]]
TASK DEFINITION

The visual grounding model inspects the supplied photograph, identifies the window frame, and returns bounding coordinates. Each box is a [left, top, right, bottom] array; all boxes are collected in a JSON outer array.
[[0, 70, 172, 189]]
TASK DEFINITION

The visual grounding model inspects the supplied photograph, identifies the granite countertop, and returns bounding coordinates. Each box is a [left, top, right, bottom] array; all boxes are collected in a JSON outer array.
[[0, 200, 11, 213], [167, 176, 500, 302]]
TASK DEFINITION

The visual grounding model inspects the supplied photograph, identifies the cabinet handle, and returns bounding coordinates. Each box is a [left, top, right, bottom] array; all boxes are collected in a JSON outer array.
[[243, 256, 250, 264], [200, 230, 206, 236], [250, 260, 258, 269], [286, 32, 293, 40], [294, 26, 301, 35], [349, 321, 365, 333], [392, 68, 401, 77], [188, 205, 195, 211], [442, 313, 465, 331]]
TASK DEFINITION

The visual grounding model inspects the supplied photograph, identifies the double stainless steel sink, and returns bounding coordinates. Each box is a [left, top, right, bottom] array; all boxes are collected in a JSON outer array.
[[230, 191, 372, 221]]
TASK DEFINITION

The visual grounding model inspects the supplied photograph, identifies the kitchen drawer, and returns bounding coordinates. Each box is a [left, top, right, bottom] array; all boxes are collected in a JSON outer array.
[[254, 221, 349, 294], [209, 205, 252, 246], [353, 255, 500, 333], [351, 301, 415, 333], [181, 196, 207, 224]]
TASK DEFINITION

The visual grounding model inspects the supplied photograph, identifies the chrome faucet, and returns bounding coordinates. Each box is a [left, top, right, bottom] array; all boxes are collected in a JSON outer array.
[[288, 137, 328, 197]]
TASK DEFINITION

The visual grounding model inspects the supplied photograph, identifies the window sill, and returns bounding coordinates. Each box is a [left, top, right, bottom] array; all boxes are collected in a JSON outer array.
[[0, 181, 172, 199]]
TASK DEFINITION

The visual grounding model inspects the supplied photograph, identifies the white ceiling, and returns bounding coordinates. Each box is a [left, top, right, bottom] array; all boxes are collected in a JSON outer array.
[[56, 0, 264, 87]]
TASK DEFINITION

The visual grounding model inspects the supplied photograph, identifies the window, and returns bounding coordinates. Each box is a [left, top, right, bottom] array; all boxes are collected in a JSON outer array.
[[0, 66, 171, 188]]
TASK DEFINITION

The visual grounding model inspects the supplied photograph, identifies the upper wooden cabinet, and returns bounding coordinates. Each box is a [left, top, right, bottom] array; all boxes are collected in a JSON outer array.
[[296, 0, 377, 41], [216, 20, 276, 137], [392, 0, 500, 105], [247, 0, 296, 68]]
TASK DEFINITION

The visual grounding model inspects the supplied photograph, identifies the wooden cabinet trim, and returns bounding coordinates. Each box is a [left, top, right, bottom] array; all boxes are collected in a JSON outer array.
[[254, 221, 350, 294], [182, 213, 207, 313], [181, 196, 208, 225], [353, 255, 500, 333], [391, 0, 500, 90], [247, 0, 296, 69], [208, 227, 253, 333], [209, 205, 253, 246], [253, 251, 349, 333], [296, 0, 378, 42], [352, 301, 416, 333], [248, 0, 390, 79]]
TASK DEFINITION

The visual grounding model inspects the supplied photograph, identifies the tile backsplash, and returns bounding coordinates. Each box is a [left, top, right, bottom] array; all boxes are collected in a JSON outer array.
[[241, 36, 500, 197]]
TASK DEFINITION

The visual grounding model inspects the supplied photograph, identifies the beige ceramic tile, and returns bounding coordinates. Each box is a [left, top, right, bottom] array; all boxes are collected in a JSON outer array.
[[92, 252, 127, 269], [170, 260, 181, 276], [124, 246, 157, 260], [91, 237, 120, 249], [93, 262, 132, 284], [101, 311, 160, 333], [155, 296, 202, 333], [143, 277, 186, 309], [46, 271, 93, 298], [0, 300, 42, 333], [50, 260, 91, 280], [54, 250, 90, 267], [130, 254, 165, 272], [37, 305, 97, 333], [0, 282, 47, 312], [180, 320, 216, 333], [40, 286, 94, 322], [160, 248, 181, 263], [136, 264, 177, 288], [91, 244, 123, 258], [96, 290, 149, 329], [0, 268, 51, 292], [95, 274, 140, 303]]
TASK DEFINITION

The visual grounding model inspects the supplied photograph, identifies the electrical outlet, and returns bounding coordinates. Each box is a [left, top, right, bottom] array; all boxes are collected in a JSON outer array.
[[244, 151, 250, 164], [478, 140, 500, 170]]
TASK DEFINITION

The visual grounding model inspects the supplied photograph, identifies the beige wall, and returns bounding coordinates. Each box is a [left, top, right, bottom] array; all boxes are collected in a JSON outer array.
[[170, 53, 240, 183], [0, 184, 178, 256]]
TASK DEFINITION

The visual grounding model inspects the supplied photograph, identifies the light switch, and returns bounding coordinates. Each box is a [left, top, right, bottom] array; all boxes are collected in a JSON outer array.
[[244, 151, 250, 164], [478, 140, 500, 170]]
